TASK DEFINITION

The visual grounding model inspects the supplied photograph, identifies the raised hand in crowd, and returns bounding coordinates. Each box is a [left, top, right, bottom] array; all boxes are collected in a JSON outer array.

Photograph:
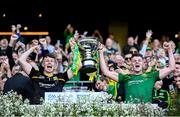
[[139, 30, 153, 57], [163, 42, 172, 51], [145, 29, 153, 45], [33, 43, 41, 52], [66, 24, 71, 30], [16, 24, 21, 33], [69, 30, 79, 51], [9, 34, 19, 47], [0, 56, 11, 78], [134, 35, 138, 45], [11, 25, 16, 33], [39, 38, 47, 49]]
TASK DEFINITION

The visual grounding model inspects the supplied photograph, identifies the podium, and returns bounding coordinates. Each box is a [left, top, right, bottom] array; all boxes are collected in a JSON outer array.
[[45, 81, 100, 103]]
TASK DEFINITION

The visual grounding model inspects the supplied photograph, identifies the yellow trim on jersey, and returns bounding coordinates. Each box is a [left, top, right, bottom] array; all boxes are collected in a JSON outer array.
[[58, 78, 65, 82], [44, 73, 53, 77], [32, 76, 39, 79]]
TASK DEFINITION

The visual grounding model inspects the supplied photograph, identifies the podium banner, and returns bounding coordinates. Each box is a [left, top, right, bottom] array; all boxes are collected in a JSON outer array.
[[45, 92, 105, 103]]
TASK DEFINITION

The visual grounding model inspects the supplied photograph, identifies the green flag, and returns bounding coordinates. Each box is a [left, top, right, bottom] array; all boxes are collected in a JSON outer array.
[[70, 44, 80, 76]]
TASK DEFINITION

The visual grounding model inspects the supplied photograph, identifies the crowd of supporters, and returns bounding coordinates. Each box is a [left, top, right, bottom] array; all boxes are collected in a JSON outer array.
[[0, 24, 179, 110]]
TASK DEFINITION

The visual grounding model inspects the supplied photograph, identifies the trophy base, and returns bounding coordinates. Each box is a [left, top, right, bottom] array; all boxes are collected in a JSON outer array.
[[81, 59, 97, 73], [81, 65, 97, 73]]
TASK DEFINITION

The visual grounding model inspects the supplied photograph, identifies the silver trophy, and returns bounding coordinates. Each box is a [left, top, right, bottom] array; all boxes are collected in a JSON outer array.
[[77, 36, 99, 73]]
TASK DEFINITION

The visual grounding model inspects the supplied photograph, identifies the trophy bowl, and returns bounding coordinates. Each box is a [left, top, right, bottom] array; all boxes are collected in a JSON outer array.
[[77, 37, 99, 73]]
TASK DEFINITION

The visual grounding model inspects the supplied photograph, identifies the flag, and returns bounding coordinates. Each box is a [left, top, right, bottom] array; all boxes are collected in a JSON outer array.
[[70, 44, 80, 76]]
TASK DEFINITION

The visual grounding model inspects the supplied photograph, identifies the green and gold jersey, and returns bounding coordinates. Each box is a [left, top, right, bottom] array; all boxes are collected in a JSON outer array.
[[118, 71, 159, 103]]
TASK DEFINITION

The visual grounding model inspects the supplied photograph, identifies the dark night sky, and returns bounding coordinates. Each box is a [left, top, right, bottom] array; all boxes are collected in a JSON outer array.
[[0, 0, 179, 43]]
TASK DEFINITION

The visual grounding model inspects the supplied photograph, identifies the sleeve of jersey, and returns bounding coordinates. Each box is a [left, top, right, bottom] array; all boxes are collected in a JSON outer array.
[[57, 72, 69, 82], [29, 68, 39, 79], [152, 71, 160, 81], [118, 74, 125, 83]]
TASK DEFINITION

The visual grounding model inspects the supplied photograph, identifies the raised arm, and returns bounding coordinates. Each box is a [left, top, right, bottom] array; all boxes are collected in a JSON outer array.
[[159, 42, 175, 79], [9, 34, 18, 47], [139, 30, 152, 57], [1, 57, 11, 78], [39, 38, 50, 57], [18, 46, 39, 75], [99, 44, 119, 82]]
